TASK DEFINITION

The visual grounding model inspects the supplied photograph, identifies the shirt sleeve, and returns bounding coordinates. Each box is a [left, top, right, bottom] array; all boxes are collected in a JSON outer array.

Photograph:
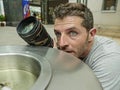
[[91, 53, 120, 90]]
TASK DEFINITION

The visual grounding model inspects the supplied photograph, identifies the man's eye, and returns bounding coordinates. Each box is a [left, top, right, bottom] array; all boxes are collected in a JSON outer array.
[[55, 32, 61, 38], [69, 31, 78, 37]]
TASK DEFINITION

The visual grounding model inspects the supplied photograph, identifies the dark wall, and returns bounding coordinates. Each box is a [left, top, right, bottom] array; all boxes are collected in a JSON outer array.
[[48, 0, 68, 24], [41, 0, 68, 24], [3, 0, 23, 26]]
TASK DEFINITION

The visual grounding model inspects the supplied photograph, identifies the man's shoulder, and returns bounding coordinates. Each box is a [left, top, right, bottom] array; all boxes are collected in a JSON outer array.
[[95, 35, 114, 43], [85, 35, 120, 70], [93, 35, 120, 52]]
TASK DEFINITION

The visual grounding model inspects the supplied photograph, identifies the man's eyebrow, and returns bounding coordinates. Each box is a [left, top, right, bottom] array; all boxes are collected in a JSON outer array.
[[54, 29, 59, 33], [66, 27, 77, 31], [54, 29, 58, 31], [54, 26, 78, 32]]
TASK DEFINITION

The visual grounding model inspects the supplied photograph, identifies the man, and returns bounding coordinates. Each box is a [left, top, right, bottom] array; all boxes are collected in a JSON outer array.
[[53, 3, 120, 90]]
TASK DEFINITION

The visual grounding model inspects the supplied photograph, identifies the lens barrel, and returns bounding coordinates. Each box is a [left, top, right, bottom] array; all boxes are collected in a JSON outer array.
[[17, 16, 53, 47]]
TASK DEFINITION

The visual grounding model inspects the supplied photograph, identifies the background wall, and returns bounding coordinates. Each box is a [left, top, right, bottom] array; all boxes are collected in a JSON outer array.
[[87, 0, 120, 30]]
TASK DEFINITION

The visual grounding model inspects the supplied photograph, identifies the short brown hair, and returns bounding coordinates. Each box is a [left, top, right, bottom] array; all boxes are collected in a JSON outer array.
[[53, 3, 94, 31]]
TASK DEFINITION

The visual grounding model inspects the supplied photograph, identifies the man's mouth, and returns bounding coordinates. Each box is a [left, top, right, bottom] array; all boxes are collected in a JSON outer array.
[[66, 51, 72, 53], [65, 51, 75, 55]]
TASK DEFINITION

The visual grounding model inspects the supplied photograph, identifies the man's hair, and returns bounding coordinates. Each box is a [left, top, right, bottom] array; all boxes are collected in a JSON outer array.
[[53, 3, 94, 31]]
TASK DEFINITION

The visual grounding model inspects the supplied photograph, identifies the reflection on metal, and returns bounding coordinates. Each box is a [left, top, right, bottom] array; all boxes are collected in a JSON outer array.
[[0, 46, 51, 90], [0, 46, 103, 90]]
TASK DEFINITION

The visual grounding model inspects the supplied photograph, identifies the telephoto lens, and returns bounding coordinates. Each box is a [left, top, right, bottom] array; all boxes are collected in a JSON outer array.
[[17, 16, 53, 47]]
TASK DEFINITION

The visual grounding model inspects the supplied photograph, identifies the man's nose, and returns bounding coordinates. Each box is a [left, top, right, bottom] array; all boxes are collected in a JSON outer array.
[[59, 35, 68, 49]]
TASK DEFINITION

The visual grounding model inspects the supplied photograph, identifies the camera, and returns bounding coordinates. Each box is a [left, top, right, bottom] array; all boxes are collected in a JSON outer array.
[[17, 16, 53, 47]]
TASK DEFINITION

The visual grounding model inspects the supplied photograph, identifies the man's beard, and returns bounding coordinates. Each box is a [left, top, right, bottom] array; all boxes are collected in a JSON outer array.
[[78, 33, 89, 60]]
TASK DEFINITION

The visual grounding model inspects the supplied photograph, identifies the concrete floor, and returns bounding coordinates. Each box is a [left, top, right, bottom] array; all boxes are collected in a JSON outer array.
[[0, 26, 27, 45], [0, 25, 120, 45], [0, 25, 55, 45]]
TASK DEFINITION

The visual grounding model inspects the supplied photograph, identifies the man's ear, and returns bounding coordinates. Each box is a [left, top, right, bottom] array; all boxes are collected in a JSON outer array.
[[88, 28, 96, 42]]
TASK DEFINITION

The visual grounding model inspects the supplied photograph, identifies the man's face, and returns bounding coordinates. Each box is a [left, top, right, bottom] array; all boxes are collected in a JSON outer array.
[[54, 16, 91, 58]]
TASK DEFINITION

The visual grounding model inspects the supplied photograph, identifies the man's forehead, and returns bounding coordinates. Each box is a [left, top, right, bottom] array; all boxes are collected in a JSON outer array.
[[54, 16, 83, 26], [54, 22, 75, 26]]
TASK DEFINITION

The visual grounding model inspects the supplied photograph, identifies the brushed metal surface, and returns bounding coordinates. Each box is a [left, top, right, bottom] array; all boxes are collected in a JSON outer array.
[[0, 46, 52, 90], [0, 46, 103, 90]]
